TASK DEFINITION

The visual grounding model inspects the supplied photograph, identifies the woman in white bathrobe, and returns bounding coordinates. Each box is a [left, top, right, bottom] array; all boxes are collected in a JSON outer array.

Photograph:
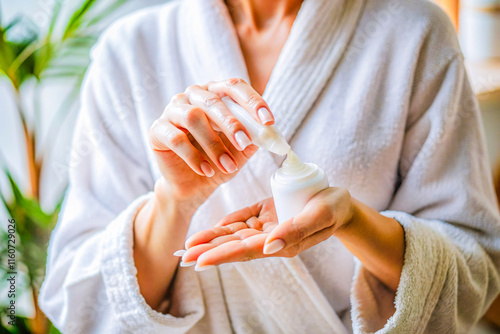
[[39, 0, 500, 332]]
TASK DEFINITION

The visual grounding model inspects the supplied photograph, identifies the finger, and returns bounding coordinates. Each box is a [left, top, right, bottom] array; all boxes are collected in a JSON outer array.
[[219, 132, 259, 168], [184, 228, 262, 263], [215, 197, 277, 228], [207, 78, 275, 125], [215, 203, 264, 227], [196, 234, 269, 266], [194, 227, 333, 268], [282, 225, 335, 256], [171, 90, 219, 133], [181, 243, 218, 265], [262, 221, 279, 233], [185, 85, 253, 151], [234, 228, 263, 239], [244, 216, 263, 230], [255, 198, 279, 224], [150, 119, 211, 176], [166, 103, 238, 174], [185, 222, 248, 249], [264, 190, 335, 252], [169, 93, 189, 105]]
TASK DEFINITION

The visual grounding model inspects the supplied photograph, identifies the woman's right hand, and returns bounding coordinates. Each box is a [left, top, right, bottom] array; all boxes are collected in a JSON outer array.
[[150, 78, 275, 206], [134, 79, 275, 310]]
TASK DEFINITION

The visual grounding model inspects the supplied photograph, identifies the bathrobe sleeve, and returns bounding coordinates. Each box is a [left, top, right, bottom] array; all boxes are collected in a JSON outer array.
[[38, 25, 205, 334], [350, 52, 500, 332]]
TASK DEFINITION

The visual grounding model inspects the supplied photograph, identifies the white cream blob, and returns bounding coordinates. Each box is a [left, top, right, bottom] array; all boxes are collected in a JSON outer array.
[[274, 149, 322, 184]]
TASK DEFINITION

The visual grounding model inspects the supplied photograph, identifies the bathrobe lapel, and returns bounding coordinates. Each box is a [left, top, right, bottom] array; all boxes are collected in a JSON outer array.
[[185, 0, 364, 136], [261, 0, 364, 141]]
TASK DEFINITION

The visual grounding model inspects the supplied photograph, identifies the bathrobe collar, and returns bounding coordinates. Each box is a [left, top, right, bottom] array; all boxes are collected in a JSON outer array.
[[181, 0, 364, 142]]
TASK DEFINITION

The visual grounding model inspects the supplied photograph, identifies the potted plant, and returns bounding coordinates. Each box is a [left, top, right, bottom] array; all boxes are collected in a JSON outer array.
[[0, 1, 128, 332]]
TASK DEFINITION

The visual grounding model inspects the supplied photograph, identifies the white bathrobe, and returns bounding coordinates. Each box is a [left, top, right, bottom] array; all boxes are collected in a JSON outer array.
[[39, 0, 500, 333]]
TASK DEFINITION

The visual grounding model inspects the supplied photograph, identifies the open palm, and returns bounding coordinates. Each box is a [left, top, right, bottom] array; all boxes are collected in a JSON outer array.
[[179, 188, 354, 270], [182, 197, 285, 267]]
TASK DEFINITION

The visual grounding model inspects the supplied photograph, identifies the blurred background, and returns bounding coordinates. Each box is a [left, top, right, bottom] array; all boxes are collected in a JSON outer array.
[[0, 0, 499, 333]]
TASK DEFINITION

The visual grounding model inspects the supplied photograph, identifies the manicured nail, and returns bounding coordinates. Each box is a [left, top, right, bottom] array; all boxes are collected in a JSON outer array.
[[219, 153, 238, 173], [173, 250, 186, 257], [258, 107, 273, 124], [200, 161, 215, 177], [263, 239, 285, 254], [194, 264, 216, 272], [235, 130, 252, 150], [184, 238, 193, 250], [180, 261, 196, 267]]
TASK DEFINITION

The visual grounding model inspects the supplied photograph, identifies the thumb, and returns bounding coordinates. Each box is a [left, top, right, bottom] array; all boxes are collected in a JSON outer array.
[[263, 196, 333, 254]]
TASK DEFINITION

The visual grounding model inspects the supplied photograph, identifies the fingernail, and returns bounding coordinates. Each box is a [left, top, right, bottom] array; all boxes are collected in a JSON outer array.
[[263, 239, 285, 254], [219, 153, 238, 173], [194, 264, 216, 272], [173, 250, 186, 257], [180, 261, 196, 267], [235, 130, 252, 150], [258, 107, 273, 124], [200, 161, 215, 177], [185, 238, 193, 250]]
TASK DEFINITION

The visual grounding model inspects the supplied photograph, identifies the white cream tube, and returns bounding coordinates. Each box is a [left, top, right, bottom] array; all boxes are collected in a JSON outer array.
[[270, 150, 329, 224], [221, 97, 290, 156]]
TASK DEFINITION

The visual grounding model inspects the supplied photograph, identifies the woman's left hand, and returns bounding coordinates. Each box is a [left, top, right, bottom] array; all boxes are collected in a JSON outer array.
[[180, 187, 355, 270]]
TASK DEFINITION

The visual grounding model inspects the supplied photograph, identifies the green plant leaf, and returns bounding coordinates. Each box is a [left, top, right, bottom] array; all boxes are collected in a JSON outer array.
[[4, 169, 24, 207], [3, 16, 23, 33], [33, 42, 54, 79], [85, 0, 128, 28], [0, 20, 39, 89], [0, 315, 31, 333], [49, 322, 63, 334], [0, 173, 12, 215], [47, 0, 63, 40], [0, 173, 60, 334], [0, 25, 18, 85], [63, 0, 97, 40]]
